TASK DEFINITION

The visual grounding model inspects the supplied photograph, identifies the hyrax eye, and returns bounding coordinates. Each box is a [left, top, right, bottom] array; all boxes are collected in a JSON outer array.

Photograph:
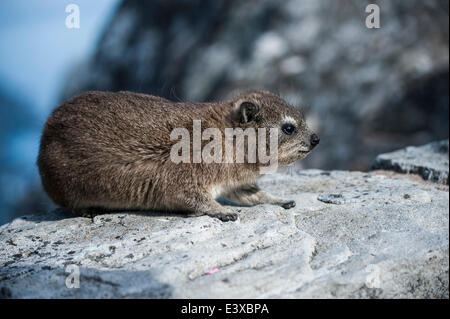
[[282, 123, 296, 135]]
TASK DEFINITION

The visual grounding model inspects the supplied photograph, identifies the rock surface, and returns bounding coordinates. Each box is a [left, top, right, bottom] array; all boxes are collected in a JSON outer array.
[[1, 169, 448, 298], [372, 140, 449, 185]]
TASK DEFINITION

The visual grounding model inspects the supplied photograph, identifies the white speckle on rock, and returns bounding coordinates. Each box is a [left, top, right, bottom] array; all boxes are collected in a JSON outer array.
[[412, 190, 433, 203], [364, 264, 382, 289]]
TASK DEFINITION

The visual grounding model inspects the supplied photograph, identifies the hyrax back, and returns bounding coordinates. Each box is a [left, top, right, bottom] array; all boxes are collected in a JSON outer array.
[[38, 90, 319, 221]]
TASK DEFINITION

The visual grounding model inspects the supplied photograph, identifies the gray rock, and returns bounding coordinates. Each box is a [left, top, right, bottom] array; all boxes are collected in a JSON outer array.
[[372, 140, 449, 185], [0, 169, 448, 298]]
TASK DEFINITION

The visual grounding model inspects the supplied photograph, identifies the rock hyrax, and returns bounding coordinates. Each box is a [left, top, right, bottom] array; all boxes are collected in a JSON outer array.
[[38, 90, 319, 221]]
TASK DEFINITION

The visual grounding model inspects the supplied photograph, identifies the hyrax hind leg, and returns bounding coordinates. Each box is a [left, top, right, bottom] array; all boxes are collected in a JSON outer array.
[[179, 189, 238, 222], [223, 183, 296, 209]]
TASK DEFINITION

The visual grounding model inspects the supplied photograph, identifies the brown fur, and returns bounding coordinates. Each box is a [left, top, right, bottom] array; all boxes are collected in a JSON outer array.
[[37, 90, 318, 221]]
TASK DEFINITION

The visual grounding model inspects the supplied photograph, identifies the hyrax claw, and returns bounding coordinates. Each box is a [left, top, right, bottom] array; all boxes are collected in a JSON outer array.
[[281, 200, 296, 209], [212, 212, 238, 222]]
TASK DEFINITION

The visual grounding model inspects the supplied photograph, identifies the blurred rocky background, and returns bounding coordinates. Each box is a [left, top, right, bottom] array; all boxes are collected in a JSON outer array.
[[0, 1, 119, 224], [64, 0, 449, 171], [0, 0, 448, 224]]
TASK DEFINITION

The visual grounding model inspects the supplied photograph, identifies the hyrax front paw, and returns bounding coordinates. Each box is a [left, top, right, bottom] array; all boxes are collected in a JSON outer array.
[[208, 211, 238, 222], [281, 200, 296, 209]]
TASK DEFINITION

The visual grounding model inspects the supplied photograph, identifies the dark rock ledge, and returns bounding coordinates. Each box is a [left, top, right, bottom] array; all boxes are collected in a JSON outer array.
[[372, 140, 449, 185]]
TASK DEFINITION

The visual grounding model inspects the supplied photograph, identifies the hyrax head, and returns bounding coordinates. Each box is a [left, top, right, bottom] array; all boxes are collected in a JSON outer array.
[[231, 90, 319, 167]]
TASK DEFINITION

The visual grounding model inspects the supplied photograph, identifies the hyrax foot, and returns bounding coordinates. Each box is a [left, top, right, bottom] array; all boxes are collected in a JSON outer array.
[[183, 191, 239, 222], [73, 208, 103, 218], [223, 184, 295, 210], [188, 210, 238, 222], [208, 211, 238, 222], [281, 200, 296, 209]]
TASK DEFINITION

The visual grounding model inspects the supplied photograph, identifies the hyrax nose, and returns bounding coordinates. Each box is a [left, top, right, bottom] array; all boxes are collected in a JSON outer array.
[[310, 134, 320, 147]]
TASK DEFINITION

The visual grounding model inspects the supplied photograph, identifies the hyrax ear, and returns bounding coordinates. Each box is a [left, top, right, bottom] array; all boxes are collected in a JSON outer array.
[[238, 101, 259, 123]]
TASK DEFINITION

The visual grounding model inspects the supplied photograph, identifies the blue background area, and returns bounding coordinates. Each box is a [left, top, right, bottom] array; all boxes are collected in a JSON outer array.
[[0, 1, 120, 224]]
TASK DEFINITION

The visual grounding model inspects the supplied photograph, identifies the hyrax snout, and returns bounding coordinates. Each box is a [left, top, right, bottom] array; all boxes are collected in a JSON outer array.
[[37, 90, 319, 221]]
